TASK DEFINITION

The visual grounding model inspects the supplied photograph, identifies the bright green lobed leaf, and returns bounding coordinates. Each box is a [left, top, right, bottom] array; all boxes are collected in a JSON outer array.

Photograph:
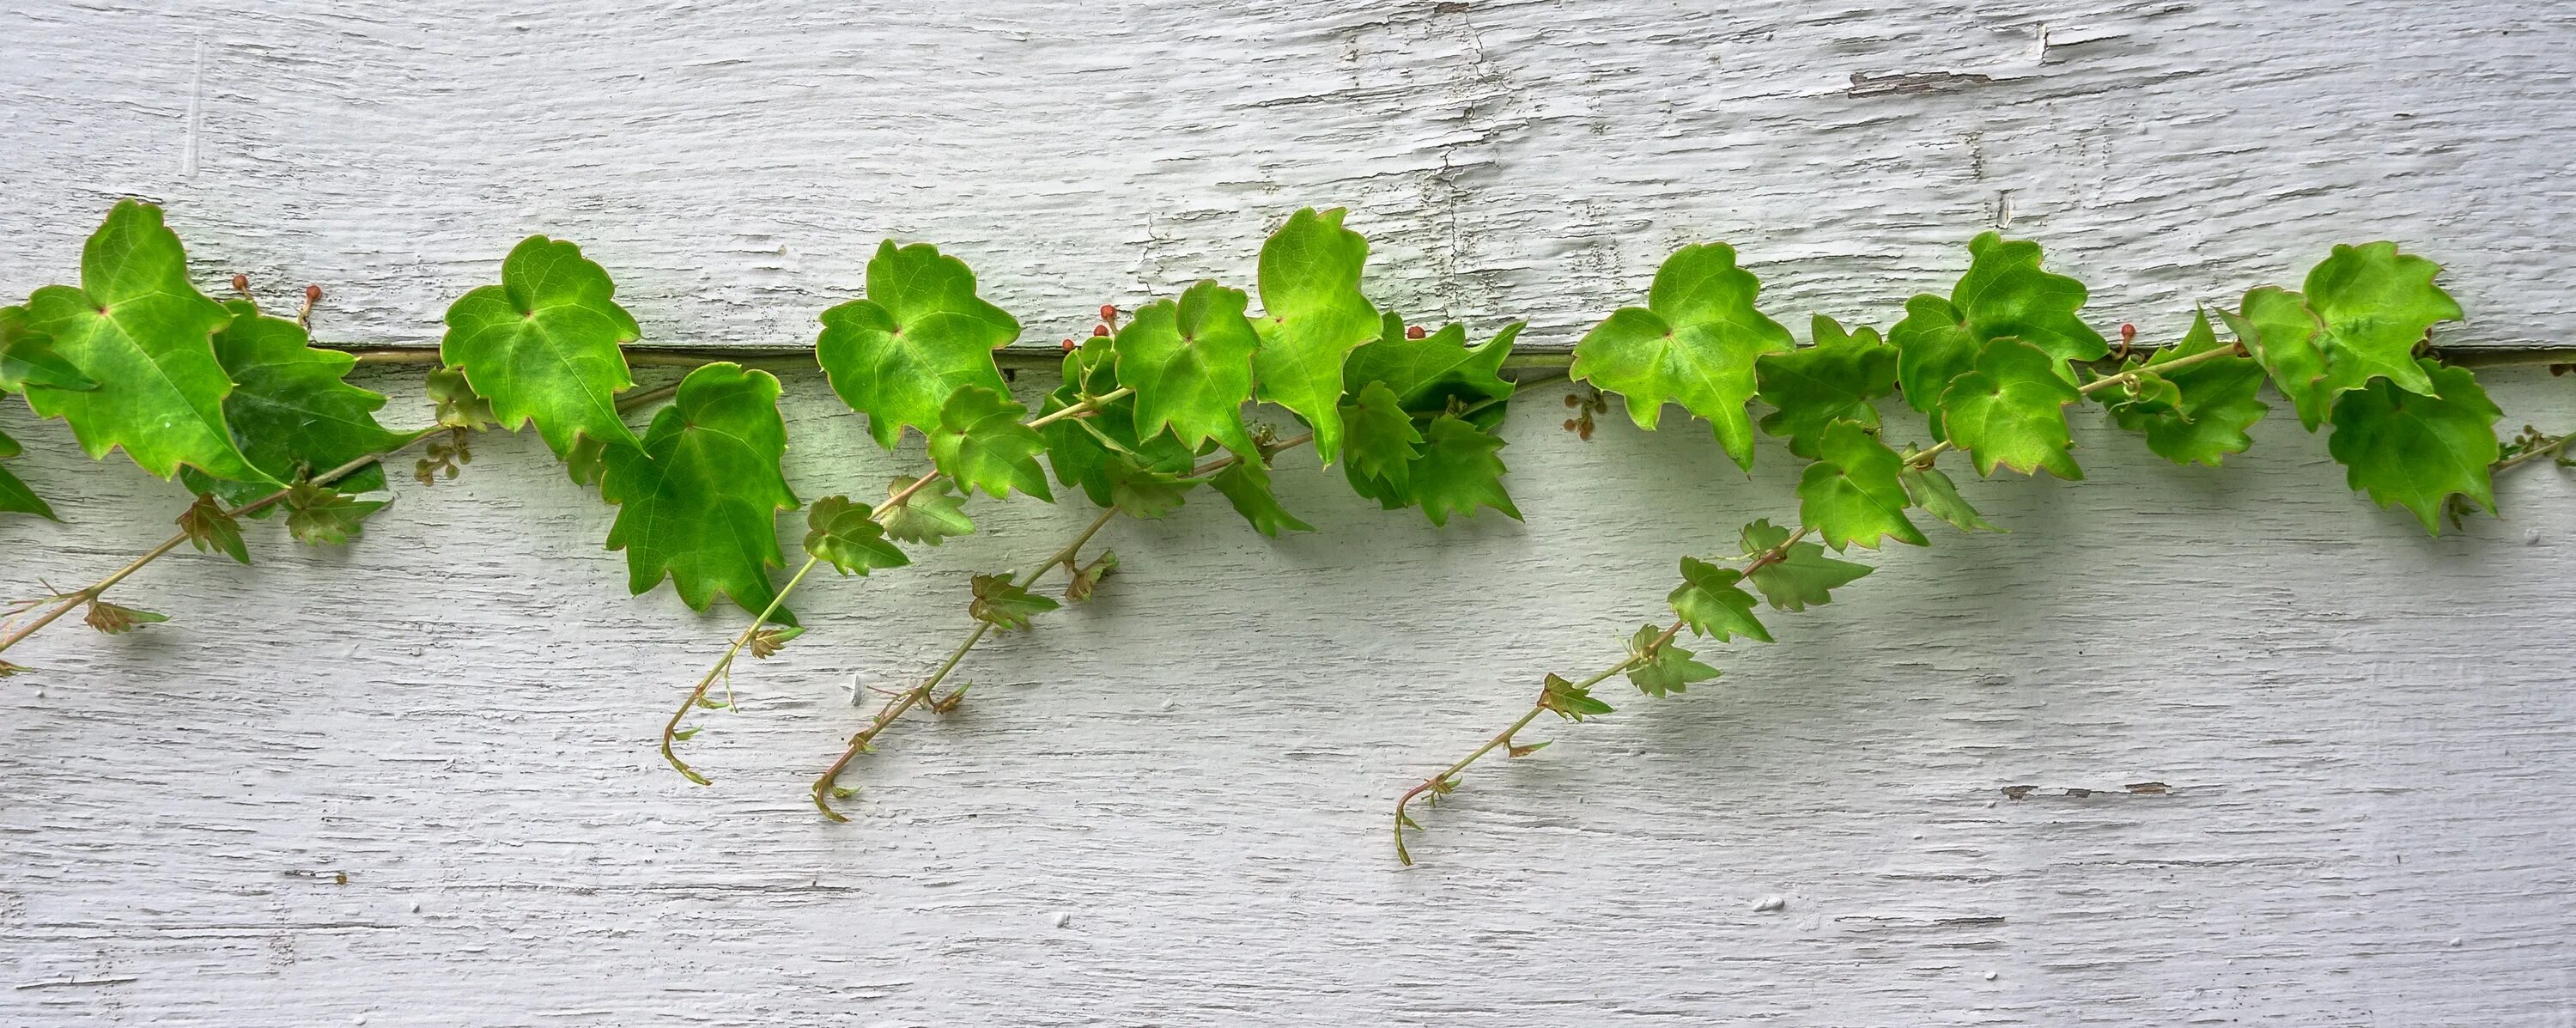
[[969, 573, 1058, 630], [179, 301, 410, 508], [1407, 415, 1521, 527], [0, 305, 97, 393], [804, 495, 911, 575], [1040, 340, 1197, 508], [875, 475, 975, 545], [0, 429, 56, 520], [1571, 242, 1794, 469], [1757, 314, 1896, 459], [1625, 624, 1720, 698], [1669, 557, 1771, 642], [1893, 232, 2106, 434], [283, 483, 389, 546], [1938, 338, 2084, 479], [1345, 313, 1521, 429], [440, 235, 642, 460], [1252, 208, 1381, 465], [927, 385, 1053, 502], [1340, 380, 1423, 502], [2104, 311, 2269, 467], [1115, 280, 1259, 456], [1899, 463, 2002, 533], [1209, 457, 1315, 538], [17, 200, 270, 484], [2304, 242, 2460, 400], [1539, 672, 1615, 721], [2325, 358, 2500, 533], [1747, 540, 1872, 611], [1795, 421, 1927, 550], [600, 362, 799, 622], [2220, 287, 2334, 430], [817, 240, 1017, 449]]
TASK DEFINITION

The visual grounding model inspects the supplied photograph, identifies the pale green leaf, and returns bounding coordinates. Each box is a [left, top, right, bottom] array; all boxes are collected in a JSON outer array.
[[1625, 624, 1720, 698], [1894, 232, 2105, 434], [1253, 208, 1381, 465], [1668, 557, 1771, 642], [2305, 242, 2460, 399], [1757, 314, 1896, 458], [1571, 242, 1794, 469], [804, 495, 911, 575], [1899, 464, 2002, 533], [2105, 310, 2269, 467], [1795, 421, 1926, 550], [1747, 541, 1872, 611], [1116, 280, 1258, 455], [817, 240, 1016, 448], [927, 385, 1053, 502], [874, 475, 975, 546], [440, 235, 642, 459], [1938, 338, 2083, 479]]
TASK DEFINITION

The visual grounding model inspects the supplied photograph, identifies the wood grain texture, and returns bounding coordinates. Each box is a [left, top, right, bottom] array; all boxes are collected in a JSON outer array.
[[5, 1, 2576, 1025]]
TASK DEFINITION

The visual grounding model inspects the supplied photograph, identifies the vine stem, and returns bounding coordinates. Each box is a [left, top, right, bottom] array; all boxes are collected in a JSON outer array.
[[2494, 433, 2572, 474], [1391, 526, 1810, 865], [660, 386, 1136, 782], [0, 380, 689, 658]]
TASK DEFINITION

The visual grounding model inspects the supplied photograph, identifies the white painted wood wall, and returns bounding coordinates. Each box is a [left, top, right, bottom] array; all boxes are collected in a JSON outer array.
[[5, 1, 2574, 1023]]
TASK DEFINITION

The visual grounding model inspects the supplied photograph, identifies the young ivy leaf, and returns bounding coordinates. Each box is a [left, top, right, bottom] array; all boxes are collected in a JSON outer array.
[[1253, 208, 1381, 465], [1668, 557, 1771, 642], [84, 600, 169, 635], [1345, 313, 1521, 428], [1109, 463, 1197, 520], [1899, 464, 2003, 533], [817, 240, 1017, 449], [1408, 415, 1522, 527], [969, 573, 1059, 630], [426, 365, 495, 431], [1539, 672, 1616, 721], [875, 475, 975, 546], [1571, 242, 1794, 470], [1740, 517, 1794, 557], [1039, 340, 1199, 508], [1065, 550, 1119, 603], [1796, 421, 1928, 550], [2304, 242, 2461, 400], [1209, 458, 1315, 538], [927, 385, 1053, 502], [2325, 359, 2501, 533], [1747, 540, 1872, 611], [17, 200, 270, 484], [179, 301, 410, 508], [1757, 315, 1897, 459], [0, 305, 98, 393], [600, 362, 799, 622], [803, 495, 911, 575], [1938, 338, 2084, 479], [176, 494, 249, 564], [2104, 311, 2270, 467], [440, 235, 642, 459], [1115, 280, 1259, 456], [1625, 624, 1720, 698], [0, 429, 57, 520], [1340, 380, 1424, 499], [1893, 232, 2106, 435], [2220, 287, 2334, 430], [283, 483, 390, 546]]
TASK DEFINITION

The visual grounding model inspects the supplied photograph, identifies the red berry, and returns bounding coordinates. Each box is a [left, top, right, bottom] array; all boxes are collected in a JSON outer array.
[[1099, 304, 1117, 321], [306, 284, 324, 303], [2119, 322, 2136, 345], [1406, 325, 1425, 339], [230, 273, 249, 292], [1092, 324, 1109, 338], [1061, 338, 1077, 352]]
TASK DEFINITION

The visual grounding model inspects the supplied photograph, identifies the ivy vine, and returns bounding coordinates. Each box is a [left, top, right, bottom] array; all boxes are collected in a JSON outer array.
[[1, 199, 2564, 864]]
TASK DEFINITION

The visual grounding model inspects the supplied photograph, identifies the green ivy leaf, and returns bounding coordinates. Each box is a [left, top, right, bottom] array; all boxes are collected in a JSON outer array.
[[1757, 315, 1897, 459], [1539, 672, 1615, 721], [969, 573, 1058, 630], [1571, 242, 1794, 469], [0, 305, 96, 392], [1938, 338, 2084, 479], [1115, 280, 1259, 456], [874, 475, 975, 546], [1739, 517, 1794, 557], [1899, 463, 2002, 533], [2105, 311, 2269, 467], [927, 385, 1053, 502], [1747, 540, 1872, 611], [804, 495, 911, 575], [177, 494, 249, 564], [1625, 624, 1720, 697], [1408, 415, 1521, 527], [84, 599, 168, 635], [1668, 557, 1771, 642], [1345, 313, 1520, 428], [17, 200, 269, 484], [1039, 341, 1198, 508], [179, 301, 410, 508], [1340, 380, 1424, 500], [2305, 242, 2460, 400], [1894, 232, 2106, 433], [2220, 287, 2333, 430], [283, 483, 390, 546], [0, 429, 56, 520], [1253, 208, 1381, 465], [2325, 359, 2500, 533], [817, 240, 1017, 449], [1208, 458, 1315, 538], [1109, 463, 1196, 520], [1796, 421, 1927, 550], [440, 235, 642, 460], [600, 362, 798, 621]]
